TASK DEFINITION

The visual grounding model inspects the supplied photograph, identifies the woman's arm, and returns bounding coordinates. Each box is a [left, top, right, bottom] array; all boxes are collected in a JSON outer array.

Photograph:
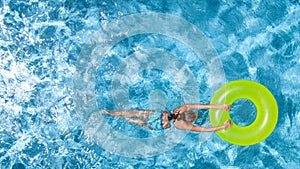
[[191, 125, 226, 132], [192, 120, 232, 132], [174, 104, 231, 113], [174, 120, 232, 132], [187, 104, 230, 110]]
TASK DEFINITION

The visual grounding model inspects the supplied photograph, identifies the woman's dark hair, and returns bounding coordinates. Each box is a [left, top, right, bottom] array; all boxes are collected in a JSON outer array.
[[169, 111, 198, 123]]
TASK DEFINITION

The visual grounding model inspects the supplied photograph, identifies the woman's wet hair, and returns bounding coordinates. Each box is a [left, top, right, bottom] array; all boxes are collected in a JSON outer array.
[[176, 111, 198, 122]]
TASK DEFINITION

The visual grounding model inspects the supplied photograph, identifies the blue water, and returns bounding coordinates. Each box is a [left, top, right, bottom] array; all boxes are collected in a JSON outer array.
[[1, 0, 300, 168]]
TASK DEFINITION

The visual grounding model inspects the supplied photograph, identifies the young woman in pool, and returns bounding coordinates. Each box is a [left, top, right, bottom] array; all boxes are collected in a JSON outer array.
[[101, 104, 232, 132]]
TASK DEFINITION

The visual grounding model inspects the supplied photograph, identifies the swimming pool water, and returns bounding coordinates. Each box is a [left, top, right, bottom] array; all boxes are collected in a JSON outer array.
[[1, 0, 300, 168]]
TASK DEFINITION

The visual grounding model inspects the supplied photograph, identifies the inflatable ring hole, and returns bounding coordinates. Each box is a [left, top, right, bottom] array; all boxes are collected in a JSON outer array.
[[230, 98, 257, 127]]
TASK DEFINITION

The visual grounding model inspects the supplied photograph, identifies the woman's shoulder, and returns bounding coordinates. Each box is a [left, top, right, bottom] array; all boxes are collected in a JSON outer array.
[[174, 120, 193, 130]]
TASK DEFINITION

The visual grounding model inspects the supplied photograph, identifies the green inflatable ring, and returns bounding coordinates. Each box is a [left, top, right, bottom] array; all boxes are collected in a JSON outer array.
[[209, 80, 278, 146]]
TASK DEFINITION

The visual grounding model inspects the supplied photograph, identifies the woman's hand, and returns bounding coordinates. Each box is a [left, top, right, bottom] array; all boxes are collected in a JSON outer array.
[[223, 120, 232, 129], [221, 104, 231, 112]]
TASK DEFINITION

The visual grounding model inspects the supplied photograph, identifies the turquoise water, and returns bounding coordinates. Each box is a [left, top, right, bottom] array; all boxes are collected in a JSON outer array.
[[1, 0, 300, 168]]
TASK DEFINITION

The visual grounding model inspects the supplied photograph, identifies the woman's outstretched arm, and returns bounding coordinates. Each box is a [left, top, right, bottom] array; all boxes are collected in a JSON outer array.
[[174, 104, 231, 113], [174, 120, 232, 132], [191, 120, 232, 132]]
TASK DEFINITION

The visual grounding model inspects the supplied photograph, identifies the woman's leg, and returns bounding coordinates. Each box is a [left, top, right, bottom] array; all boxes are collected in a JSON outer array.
[[100, 110, 155, 118], [127, 119, 153, 130]]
